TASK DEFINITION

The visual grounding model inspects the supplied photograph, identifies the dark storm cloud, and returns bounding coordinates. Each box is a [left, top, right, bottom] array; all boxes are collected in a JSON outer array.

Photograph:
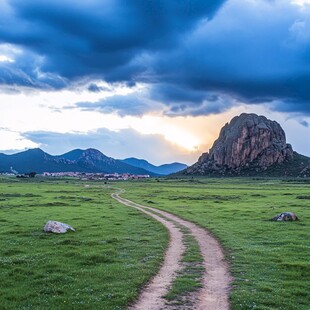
[[75, 93, 162, 116], [150, 83, 236, 116], [146, 0, 310, 115], [87, 83, 109, 93], [0, 48, 68, 89], [1, 0, 310, 115], [0, 0, 225, 82], [71, 86, 232, 117]]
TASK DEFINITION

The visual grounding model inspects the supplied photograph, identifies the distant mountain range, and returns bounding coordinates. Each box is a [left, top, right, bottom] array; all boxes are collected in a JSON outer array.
[[0, 148, 187, 176], [121, 157, 187, 175]]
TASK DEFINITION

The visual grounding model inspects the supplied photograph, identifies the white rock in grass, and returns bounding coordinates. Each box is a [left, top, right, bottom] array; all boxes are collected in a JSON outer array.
[[44, 220, 75, 234], [271, 212, 298, 221]]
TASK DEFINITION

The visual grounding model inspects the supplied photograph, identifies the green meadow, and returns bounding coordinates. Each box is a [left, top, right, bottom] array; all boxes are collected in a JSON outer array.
[[0, 177, 168, 309], [122, 178, 310, 310], [0, 176, 309, 309]]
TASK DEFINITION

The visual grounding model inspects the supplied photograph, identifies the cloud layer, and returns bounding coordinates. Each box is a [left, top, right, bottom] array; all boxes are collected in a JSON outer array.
[[0, 0, 224, 84], [1, 0, 310, 115]]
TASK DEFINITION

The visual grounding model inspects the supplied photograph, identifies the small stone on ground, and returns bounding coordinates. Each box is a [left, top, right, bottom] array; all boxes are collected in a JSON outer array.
[[44, 220, 75, 233], [271, 212, 298, 221]]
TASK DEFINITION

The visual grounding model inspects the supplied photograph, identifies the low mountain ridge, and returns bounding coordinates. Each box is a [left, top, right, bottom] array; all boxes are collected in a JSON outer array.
[[0, 148, 157, 175], [122, 157, 188, 175], [184, 113, 310, 177], [0, 148, 83, 173]]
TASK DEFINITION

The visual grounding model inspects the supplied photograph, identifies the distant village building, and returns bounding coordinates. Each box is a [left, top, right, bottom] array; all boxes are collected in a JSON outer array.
[[42, 172, 150, 180]]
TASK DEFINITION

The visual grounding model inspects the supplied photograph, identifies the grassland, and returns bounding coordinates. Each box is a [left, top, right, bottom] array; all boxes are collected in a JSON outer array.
[[0, 177, 168, 310], [121, 177, 310, 310], [0, 176, 309, 310]]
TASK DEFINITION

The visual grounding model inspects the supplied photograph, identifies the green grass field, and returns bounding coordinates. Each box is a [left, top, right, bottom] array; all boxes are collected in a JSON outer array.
[[0, 177, 168, 309], [0, 176, 309, 309], [121, 178, 310, 310]]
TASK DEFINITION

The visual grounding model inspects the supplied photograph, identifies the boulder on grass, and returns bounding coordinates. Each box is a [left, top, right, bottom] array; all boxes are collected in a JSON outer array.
[[271, 212, 298, 221], [44, 220, 75, 233]]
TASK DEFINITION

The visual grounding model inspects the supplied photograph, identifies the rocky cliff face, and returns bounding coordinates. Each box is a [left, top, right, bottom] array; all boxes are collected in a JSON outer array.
[[186, 113, 295, 175]]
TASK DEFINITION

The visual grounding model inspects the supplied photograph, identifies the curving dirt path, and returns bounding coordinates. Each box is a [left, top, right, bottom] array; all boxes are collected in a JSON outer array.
[[112, 190, 232, 310]]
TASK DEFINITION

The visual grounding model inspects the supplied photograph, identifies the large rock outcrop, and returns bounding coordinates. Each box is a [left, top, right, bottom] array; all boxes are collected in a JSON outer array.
[[186, 113, 299, 176]]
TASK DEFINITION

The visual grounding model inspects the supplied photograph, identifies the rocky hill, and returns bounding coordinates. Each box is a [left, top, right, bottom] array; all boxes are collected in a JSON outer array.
[[184, 113, 310, 177]]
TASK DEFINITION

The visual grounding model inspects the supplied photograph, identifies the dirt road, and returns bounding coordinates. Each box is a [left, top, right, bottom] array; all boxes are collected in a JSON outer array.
[[112, 190, 232, 310]]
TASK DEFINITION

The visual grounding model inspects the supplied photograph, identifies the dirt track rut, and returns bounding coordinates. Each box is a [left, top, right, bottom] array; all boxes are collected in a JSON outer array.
[[112, 190, 232, 310]]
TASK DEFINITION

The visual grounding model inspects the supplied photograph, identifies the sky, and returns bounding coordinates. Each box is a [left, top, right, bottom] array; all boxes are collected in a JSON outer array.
[[0, 0, 310, 165]]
